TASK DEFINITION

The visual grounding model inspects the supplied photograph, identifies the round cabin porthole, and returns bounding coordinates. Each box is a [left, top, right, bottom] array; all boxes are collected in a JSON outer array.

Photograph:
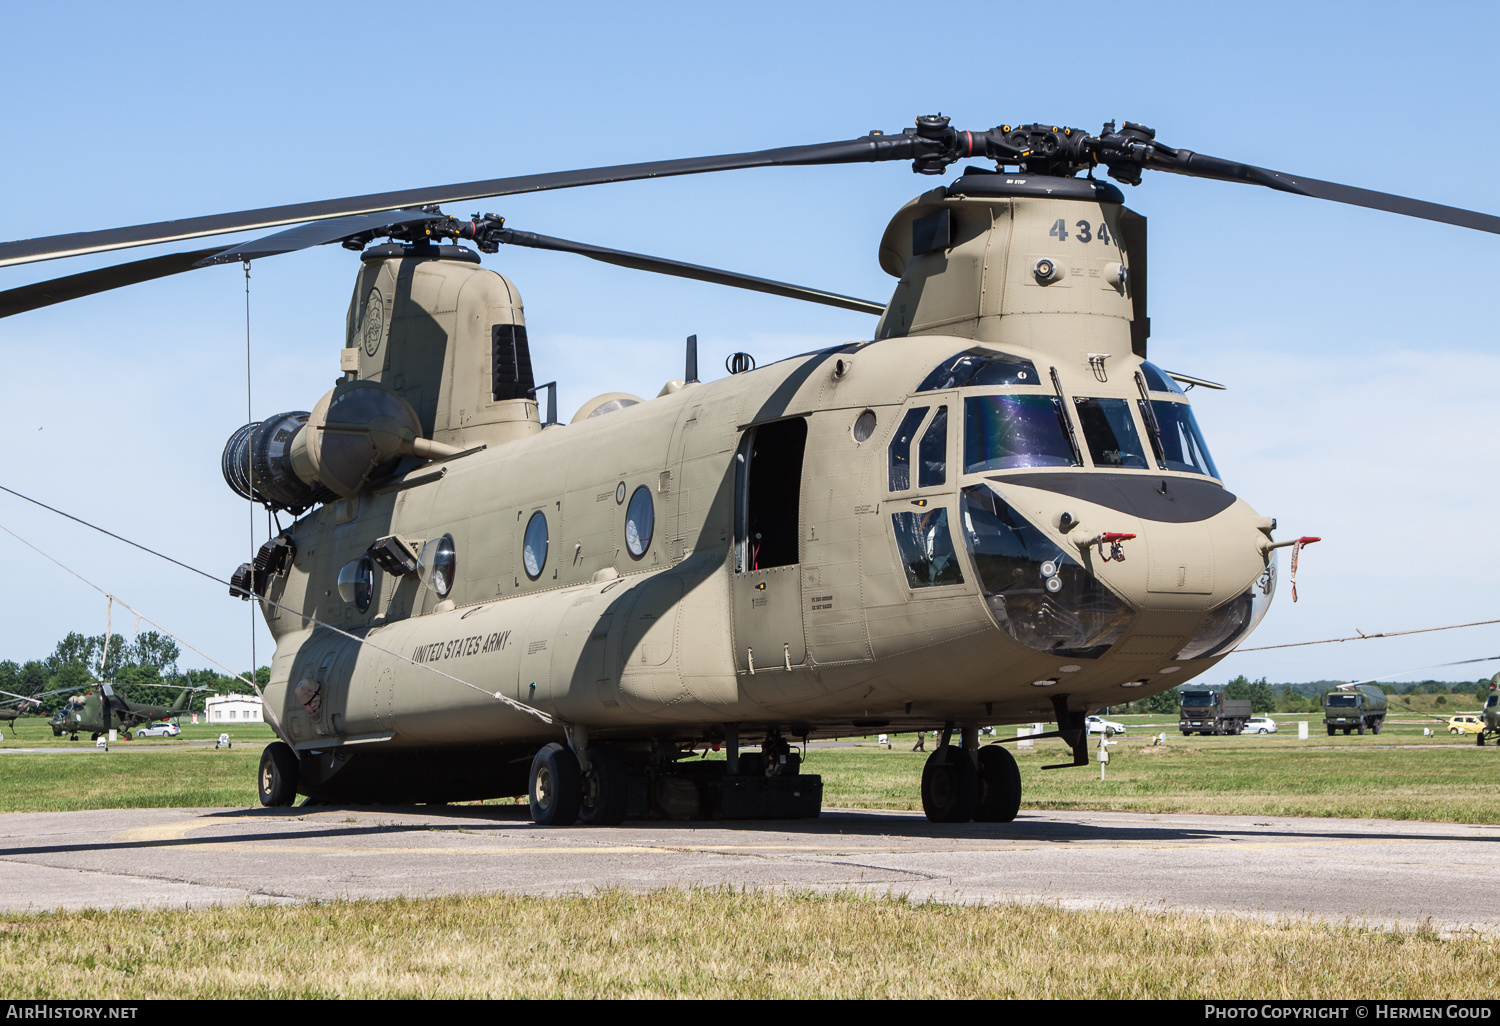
[[853, 409, 877, 442], [337, 556, 374, 613], [523, 511, 549, 580], [417, 534, 457, 597], [624, 485, 654, 559], [615, 481, 627, 504]]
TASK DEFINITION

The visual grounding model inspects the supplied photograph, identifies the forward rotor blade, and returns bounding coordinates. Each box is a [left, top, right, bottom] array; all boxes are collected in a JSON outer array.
[[0, 136, 914, 270], [1148, 149, 1500, 234], [0, 247, 220, 318], [497, 229, 885, 315]]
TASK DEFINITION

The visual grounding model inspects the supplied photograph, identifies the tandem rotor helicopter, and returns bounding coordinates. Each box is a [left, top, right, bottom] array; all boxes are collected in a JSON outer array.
[[3, 116, 1498, 824]]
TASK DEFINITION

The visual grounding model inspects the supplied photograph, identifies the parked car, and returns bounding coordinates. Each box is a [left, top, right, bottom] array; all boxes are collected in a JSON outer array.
[[1245, 717, 1278, 734], [1447, 715, 1484, 735], [134, 722, 180, 738], [1085, 716, 1126, 736]]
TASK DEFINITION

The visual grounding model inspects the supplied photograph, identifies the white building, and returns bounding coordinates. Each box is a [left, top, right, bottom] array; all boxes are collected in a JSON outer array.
[[204, 693, 265, 724]]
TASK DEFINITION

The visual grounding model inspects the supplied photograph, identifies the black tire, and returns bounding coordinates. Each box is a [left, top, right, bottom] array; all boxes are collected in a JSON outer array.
[[258, 741, 300, 807], [122, 731, 133, 741], [529, 743, 582, 826], [1478, 730, 1486, 747], [1327, 725, 1335, 736], [973, 745, 1021, 823], [579, 744, 628, 826], [1372, 719, 1382, 736], [1357, 723, 1366, 735], [1344, 728, 1351, 735], [921, 746, 977, 823]]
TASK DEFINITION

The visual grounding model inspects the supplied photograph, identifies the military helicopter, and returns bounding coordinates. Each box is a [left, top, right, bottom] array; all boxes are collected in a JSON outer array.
[[3, 116, 1498, 824], [0, 685, 90, 738], [48, 683, 197, 741], [0, 689, 46, 739]]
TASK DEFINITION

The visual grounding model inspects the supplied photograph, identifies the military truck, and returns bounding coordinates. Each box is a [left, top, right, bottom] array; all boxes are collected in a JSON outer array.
[[1322, 684, 1388, 736], [1179, 690, 1253, 736]]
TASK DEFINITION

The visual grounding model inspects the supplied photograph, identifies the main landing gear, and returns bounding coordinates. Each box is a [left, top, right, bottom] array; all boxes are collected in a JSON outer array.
[[527, 726, 822, 826], [920, 725, 1023, 824]]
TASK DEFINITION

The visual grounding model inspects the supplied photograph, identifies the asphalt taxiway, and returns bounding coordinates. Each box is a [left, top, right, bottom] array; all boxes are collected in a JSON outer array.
[[0, 806, 1494, 934]]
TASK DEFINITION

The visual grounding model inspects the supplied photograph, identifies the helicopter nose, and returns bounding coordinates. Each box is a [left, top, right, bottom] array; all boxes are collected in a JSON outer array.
[[963, 475, 1274, 661]]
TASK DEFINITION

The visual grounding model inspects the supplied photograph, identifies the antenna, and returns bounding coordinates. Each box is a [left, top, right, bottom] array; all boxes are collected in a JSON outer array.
[[532, 381, 558, 426], [685, 334, 698, 384]]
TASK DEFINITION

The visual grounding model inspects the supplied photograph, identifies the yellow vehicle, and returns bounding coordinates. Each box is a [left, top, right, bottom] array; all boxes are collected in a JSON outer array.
[[1447, 715, 1484, 736]]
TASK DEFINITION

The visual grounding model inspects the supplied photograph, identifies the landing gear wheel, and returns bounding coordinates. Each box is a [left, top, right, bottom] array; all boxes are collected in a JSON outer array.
[[921, 746, 977, 823], [258, 741, 299, 807], [579, 744, 628, 826], [122, 731, 133, 741], [973, 745, 1021, 823], [90, 733, 100, 741], [1478, 730, 1486, 747], [529, 743, 582, 826]]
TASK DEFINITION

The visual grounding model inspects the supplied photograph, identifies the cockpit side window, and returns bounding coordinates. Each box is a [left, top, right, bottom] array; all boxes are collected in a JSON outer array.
[[917, 348, 1039, 391], [1073, 397, 1149, 469], [888, 407, 929, 491], [1149, 400, 1220, 478], [918, 406, 948, 487], [890, 508, 964, 588]]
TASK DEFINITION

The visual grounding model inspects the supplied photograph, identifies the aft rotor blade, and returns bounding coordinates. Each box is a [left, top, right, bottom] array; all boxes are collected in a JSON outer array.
[[194, 208, 444, 266], [497, 229, 885, 315], [1148, 149, 1500, 235], [0, 136, 917, 269], [0, 248, 221, 318], [0, 211, 446, 318]]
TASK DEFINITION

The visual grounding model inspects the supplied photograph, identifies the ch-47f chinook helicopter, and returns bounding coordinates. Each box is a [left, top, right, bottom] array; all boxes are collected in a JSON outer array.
[[4, 116, 1499, 824]]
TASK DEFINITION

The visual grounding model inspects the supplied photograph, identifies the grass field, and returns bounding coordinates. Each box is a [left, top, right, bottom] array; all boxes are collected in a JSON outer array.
[[809, 713, 1500, 823], [1, 715, 1497, 822], [1, 889, 1495, 999]]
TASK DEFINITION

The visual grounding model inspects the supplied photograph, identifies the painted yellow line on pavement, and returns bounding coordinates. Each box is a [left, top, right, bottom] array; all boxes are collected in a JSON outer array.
[[110, 821, 207, 843]]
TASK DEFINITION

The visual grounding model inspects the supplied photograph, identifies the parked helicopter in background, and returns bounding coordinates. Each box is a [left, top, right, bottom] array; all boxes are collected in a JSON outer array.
[[49, 684, 197, 741], [3, 116, 1497, 823]]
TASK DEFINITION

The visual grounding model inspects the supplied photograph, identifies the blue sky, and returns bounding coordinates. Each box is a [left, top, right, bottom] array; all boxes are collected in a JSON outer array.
[[2, 0, 1499, 689]]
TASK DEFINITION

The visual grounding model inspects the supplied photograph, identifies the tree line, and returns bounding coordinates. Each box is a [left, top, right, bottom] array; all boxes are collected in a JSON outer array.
[[1117, 675, 1493, 715], [0, 630, 269, 715]]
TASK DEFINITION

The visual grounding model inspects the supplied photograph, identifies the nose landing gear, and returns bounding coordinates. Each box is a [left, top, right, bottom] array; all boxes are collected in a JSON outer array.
[[920, 722, 1024, 824]]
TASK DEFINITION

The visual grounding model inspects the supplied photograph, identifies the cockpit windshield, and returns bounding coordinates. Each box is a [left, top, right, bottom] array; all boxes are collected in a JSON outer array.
[[964, 395, 1079, 473], [1074, 397, 1149, 469]]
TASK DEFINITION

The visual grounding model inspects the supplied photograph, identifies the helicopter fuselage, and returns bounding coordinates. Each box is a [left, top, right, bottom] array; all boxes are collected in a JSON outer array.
[[245, 178, 1278, 803]]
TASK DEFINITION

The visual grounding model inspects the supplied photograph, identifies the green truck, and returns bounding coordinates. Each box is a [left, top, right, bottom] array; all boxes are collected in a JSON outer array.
[[1322, 684, 1388, 736], [1179, 690, 1253, 736]]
